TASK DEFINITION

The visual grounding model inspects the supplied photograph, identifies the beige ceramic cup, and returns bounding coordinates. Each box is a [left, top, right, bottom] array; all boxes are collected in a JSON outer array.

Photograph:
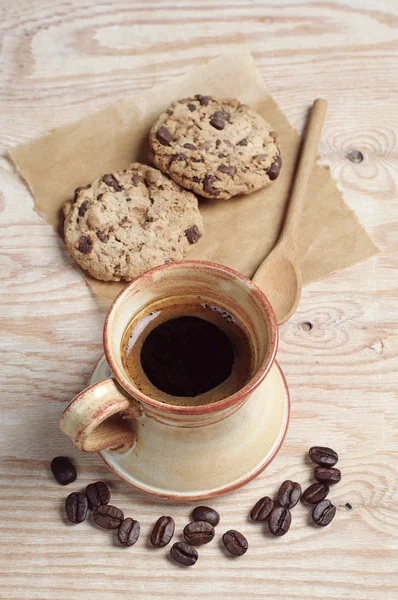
[[60, 261, 278, 458]]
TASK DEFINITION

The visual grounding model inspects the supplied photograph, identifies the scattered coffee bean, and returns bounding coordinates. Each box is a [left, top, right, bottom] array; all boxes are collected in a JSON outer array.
[[268, 507, 292, 536], [312, 499, 336, 526], [65, 492, 88, 524], [170, 542, 198, 566], [314, 466, 341, 485], [222, 530, 248, 556], [183, 521, 215, 545], [118, 518, 140, 546], [93, 504, 124, 529], [278, 480, 302, 509], [51, 456, 77, 486], [86, 481, 110, 507], [150, 516, 175, 548], [302, 482, 329, 504], [191, 506, 220, 527], [250, 496, 273, 521], [309, 446, 338, 467]]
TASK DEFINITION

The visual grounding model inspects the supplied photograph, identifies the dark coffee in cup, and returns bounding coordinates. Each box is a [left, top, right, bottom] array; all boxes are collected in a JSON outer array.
[[121, 296, 254, 406]]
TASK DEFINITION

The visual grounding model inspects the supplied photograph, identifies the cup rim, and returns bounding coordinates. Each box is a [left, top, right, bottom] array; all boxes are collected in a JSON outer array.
[[103, 260, 278, 415]]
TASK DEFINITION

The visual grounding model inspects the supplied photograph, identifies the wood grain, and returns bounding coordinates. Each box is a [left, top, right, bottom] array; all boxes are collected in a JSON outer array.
[[0, 1, 397, 599]]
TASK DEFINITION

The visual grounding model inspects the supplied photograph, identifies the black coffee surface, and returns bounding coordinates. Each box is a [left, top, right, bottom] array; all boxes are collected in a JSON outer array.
[[140, 316, 234, 397]]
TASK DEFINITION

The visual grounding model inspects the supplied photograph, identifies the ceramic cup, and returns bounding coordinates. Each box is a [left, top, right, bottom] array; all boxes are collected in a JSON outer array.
[[60, 261, 278, 456]]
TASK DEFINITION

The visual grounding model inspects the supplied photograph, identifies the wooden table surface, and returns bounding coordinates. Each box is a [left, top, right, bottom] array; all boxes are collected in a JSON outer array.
[[1, 1, 397, 599]]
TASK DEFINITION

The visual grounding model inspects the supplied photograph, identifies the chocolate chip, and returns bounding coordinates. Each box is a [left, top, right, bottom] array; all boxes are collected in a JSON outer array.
[[210, 111, 227, 130], [183, 143, 197, 150], [187, 103, 196, 112], [192, 176, 200, 182], [102, 174, 122, 191], [216, 139, 222, 148], [73, 186, 86, 202], [169, 153, 187, 165], [217, 153, 227, 159], [156, 126, 172, 146], [237, 138, 248, 146], [77, 235, 93, 254], [203, 174, 220, 196], [96, 231, 109, 243], [78, 200, 89, 217], [195, 94, 211, 106], [223, 139, 233, 147], [185, 224, 202, 244], [217, 164, 233, 175], [131, 174, 143, 185], [267, 156, 282, 180], [191, 156, 204, 163]]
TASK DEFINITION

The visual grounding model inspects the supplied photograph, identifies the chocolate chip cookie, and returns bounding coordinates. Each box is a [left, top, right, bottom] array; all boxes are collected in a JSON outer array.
[[149, 96, 281, 200], [63, 164, 204, 281]]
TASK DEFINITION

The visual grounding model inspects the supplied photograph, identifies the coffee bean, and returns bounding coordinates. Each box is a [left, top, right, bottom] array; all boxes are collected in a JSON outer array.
[[77, 235, 93, 254], [309, 446, 339, 467], [183, 521, 215, 545], [203, 174, 220, 196], [170, 542, 198, 566], [302, 482, 329, 504], [156, 126, 172, 146], [185, 225, 202, 244], [314, 466, 341, 485], [267, 156, 282, 180], [278, 480, 302, 509], [312, 499, 336, 526], [86, 481, 110, 507], [191, 506, 220, 527], [222, 530, 248, 556], [51, 456, 77, 486], [150, 516, 175, 547], [102, 174, 122, 191], [93, 504, 124, 529], [250, 496, 274, 521], [118, 518, 140, 546], [65, 492, 88, 524], [268, 507, 292, 536]]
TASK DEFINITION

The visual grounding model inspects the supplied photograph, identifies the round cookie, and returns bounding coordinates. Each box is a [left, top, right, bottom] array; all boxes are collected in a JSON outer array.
[[149, 95, 281, 200], [63, 163, 204, 282]]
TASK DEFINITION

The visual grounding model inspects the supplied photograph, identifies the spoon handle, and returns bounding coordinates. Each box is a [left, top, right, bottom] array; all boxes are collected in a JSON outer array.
[[281, 98, 328, 242]]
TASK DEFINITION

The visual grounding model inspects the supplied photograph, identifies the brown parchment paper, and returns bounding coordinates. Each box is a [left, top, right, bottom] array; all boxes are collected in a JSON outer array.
[[9, 49, 378, 300]]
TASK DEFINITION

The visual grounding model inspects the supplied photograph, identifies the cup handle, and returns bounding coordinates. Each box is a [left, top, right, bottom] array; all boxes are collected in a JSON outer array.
[[59, 378, 141, 452]]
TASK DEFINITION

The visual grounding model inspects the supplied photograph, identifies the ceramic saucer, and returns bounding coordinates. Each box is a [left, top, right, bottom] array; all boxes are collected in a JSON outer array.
[[91, 355, 290, 501]]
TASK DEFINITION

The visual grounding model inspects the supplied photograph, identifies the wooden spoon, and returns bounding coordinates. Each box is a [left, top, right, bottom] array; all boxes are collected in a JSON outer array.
[[253, 98, 328, 325]]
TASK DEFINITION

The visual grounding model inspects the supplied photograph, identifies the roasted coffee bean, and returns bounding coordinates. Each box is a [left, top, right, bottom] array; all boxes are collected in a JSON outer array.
[[156, 126, 172, 146], [185, 225, 202, 244], [268, 507, 292, 536], [170, 542, 198, 566], [314, 466, 341, 485], [250, 496, 274, 521], [278, 480, 302, 509], [312, 499, 336, 526], [222, 530, 248, 556], [93, 504, 124, 529], [184, 521, 215, 545], [191, 506, 220, 527], [51, 456, 77, 486], [65, 492, 88, 524], [118, 518, 140, 546], [86, 481, 110, 507], [309, 446, 339, 467], [150, 516, 175, 547], [302, 482, 329, 504]]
